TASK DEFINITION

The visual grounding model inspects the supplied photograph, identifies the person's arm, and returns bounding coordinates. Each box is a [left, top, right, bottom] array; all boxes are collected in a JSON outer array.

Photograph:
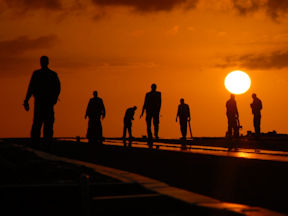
[[159, 92, 162, 112], [187, 105, 191, 121], [140, 94, 147, 118], [250, 102, 254, 114], [235, 102, 239, 118], [132, 110, 135, 120], [102, 100, 106, 119], [176, 105, 179, 122], [24, 72, 36, 111], [85, 100, 90, 119], [54, 73, 61, 104]]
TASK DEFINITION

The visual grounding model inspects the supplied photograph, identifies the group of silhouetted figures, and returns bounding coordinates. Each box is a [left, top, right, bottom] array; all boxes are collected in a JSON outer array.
[[226, 94, 262, 137], [24, 56, 263, 150]]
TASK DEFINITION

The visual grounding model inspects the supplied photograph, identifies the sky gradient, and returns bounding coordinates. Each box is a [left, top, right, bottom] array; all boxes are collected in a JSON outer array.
[[1, 0, 288, 138]]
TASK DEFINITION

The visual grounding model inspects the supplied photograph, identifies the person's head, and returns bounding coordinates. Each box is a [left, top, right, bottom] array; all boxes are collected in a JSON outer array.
[[252, 93, 257, 99], [151, 83, 157, 91], [40, 56, 49, 68], [133, 106, 137, 111], [230, 94, 235, 100], [180, 98, 184, 104], [93, 91, 98, 98]]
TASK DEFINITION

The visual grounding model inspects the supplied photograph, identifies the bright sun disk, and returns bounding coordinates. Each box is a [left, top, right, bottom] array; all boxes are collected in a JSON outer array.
[[224, 70, 251, 94]]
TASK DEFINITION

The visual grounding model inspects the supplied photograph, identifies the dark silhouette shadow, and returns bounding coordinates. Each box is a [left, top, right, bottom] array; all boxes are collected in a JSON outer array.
[[122, 106, 137, 147], [225, 94, 241, 151], [85, 91, 105, 145], [140, 84, 161, 148], [250, 93, 263, 152], [24, 56, 61, 147], [250, 93, 262, 136], [176, 98, 191, 150]]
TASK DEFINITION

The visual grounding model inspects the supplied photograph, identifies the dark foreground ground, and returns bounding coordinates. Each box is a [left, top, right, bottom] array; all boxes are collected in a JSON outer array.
[[0, 140, 246, 216], [6, 137, 288, 214]]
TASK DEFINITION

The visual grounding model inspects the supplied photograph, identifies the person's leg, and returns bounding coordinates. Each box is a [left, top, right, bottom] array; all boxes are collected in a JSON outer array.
[[146, 114, 152, 139], [254, 114, 261, 153], [180, 118, 187, 150], [96, 119, 103, 145], [123, 123, 127, 139], [128, 124, 132, 138], [31, 103, 43, 146], [257, 115, 261, 135], [153, 113, 160, 139], [128, 123, 132, 147], [254, 115, 261, 135], [146, 114, 153, 148], [179, 119, 184, 138], [227, 117, 232, 138], [232, 118, 239, 150], [253, 115, 257, 134], [179, 118, 186, 139], [232, 118, 239, 137], [43, 106, 54, 144], [184, 120, 188, 138], [87, 118, 94, 144]]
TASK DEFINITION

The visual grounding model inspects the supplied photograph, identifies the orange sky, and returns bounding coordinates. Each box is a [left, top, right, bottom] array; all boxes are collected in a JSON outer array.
[[1, 0, 288, 138]]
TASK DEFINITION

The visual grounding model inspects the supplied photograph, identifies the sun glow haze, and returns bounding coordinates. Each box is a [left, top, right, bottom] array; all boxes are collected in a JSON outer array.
[[2, 1, 288, 138], [224, 71, 251, 95]]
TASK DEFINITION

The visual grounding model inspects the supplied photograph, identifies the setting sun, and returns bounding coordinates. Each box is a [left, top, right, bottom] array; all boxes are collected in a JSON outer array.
[[224, 71, 251, 95]]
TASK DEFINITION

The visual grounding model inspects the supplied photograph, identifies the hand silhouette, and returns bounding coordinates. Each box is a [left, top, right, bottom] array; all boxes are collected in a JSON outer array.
[[23, 100, 29, 111]]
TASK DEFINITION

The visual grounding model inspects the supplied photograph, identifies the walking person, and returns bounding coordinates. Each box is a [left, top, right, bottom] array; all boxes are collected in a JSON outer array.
[[140, 83, 161, 148], [176, 98, 191, 140]]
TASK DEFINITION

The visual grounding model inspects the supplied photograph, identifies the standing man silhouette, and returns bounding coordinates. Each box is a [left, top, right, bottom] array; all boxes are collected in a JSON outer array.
[[85, 91, 105, 145], [250, 93, 262, 136], [24, 56, 61, 146], [140, 84, 161, 147], [176, 98, 191, 140], [226, 94, 239, 138]]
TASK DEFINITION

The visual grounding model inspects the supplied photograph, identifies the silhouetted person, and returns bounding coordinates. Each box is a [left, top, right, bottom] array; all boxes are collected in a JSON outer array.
[[140, 84, 161, 147], [85, 91, 105, 145], [123, 106, 137, 147], [226, 94, 239, 138], [176, 98, 191, 140], [24, 56, 61, 146], [250, 93, 262, 136]]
